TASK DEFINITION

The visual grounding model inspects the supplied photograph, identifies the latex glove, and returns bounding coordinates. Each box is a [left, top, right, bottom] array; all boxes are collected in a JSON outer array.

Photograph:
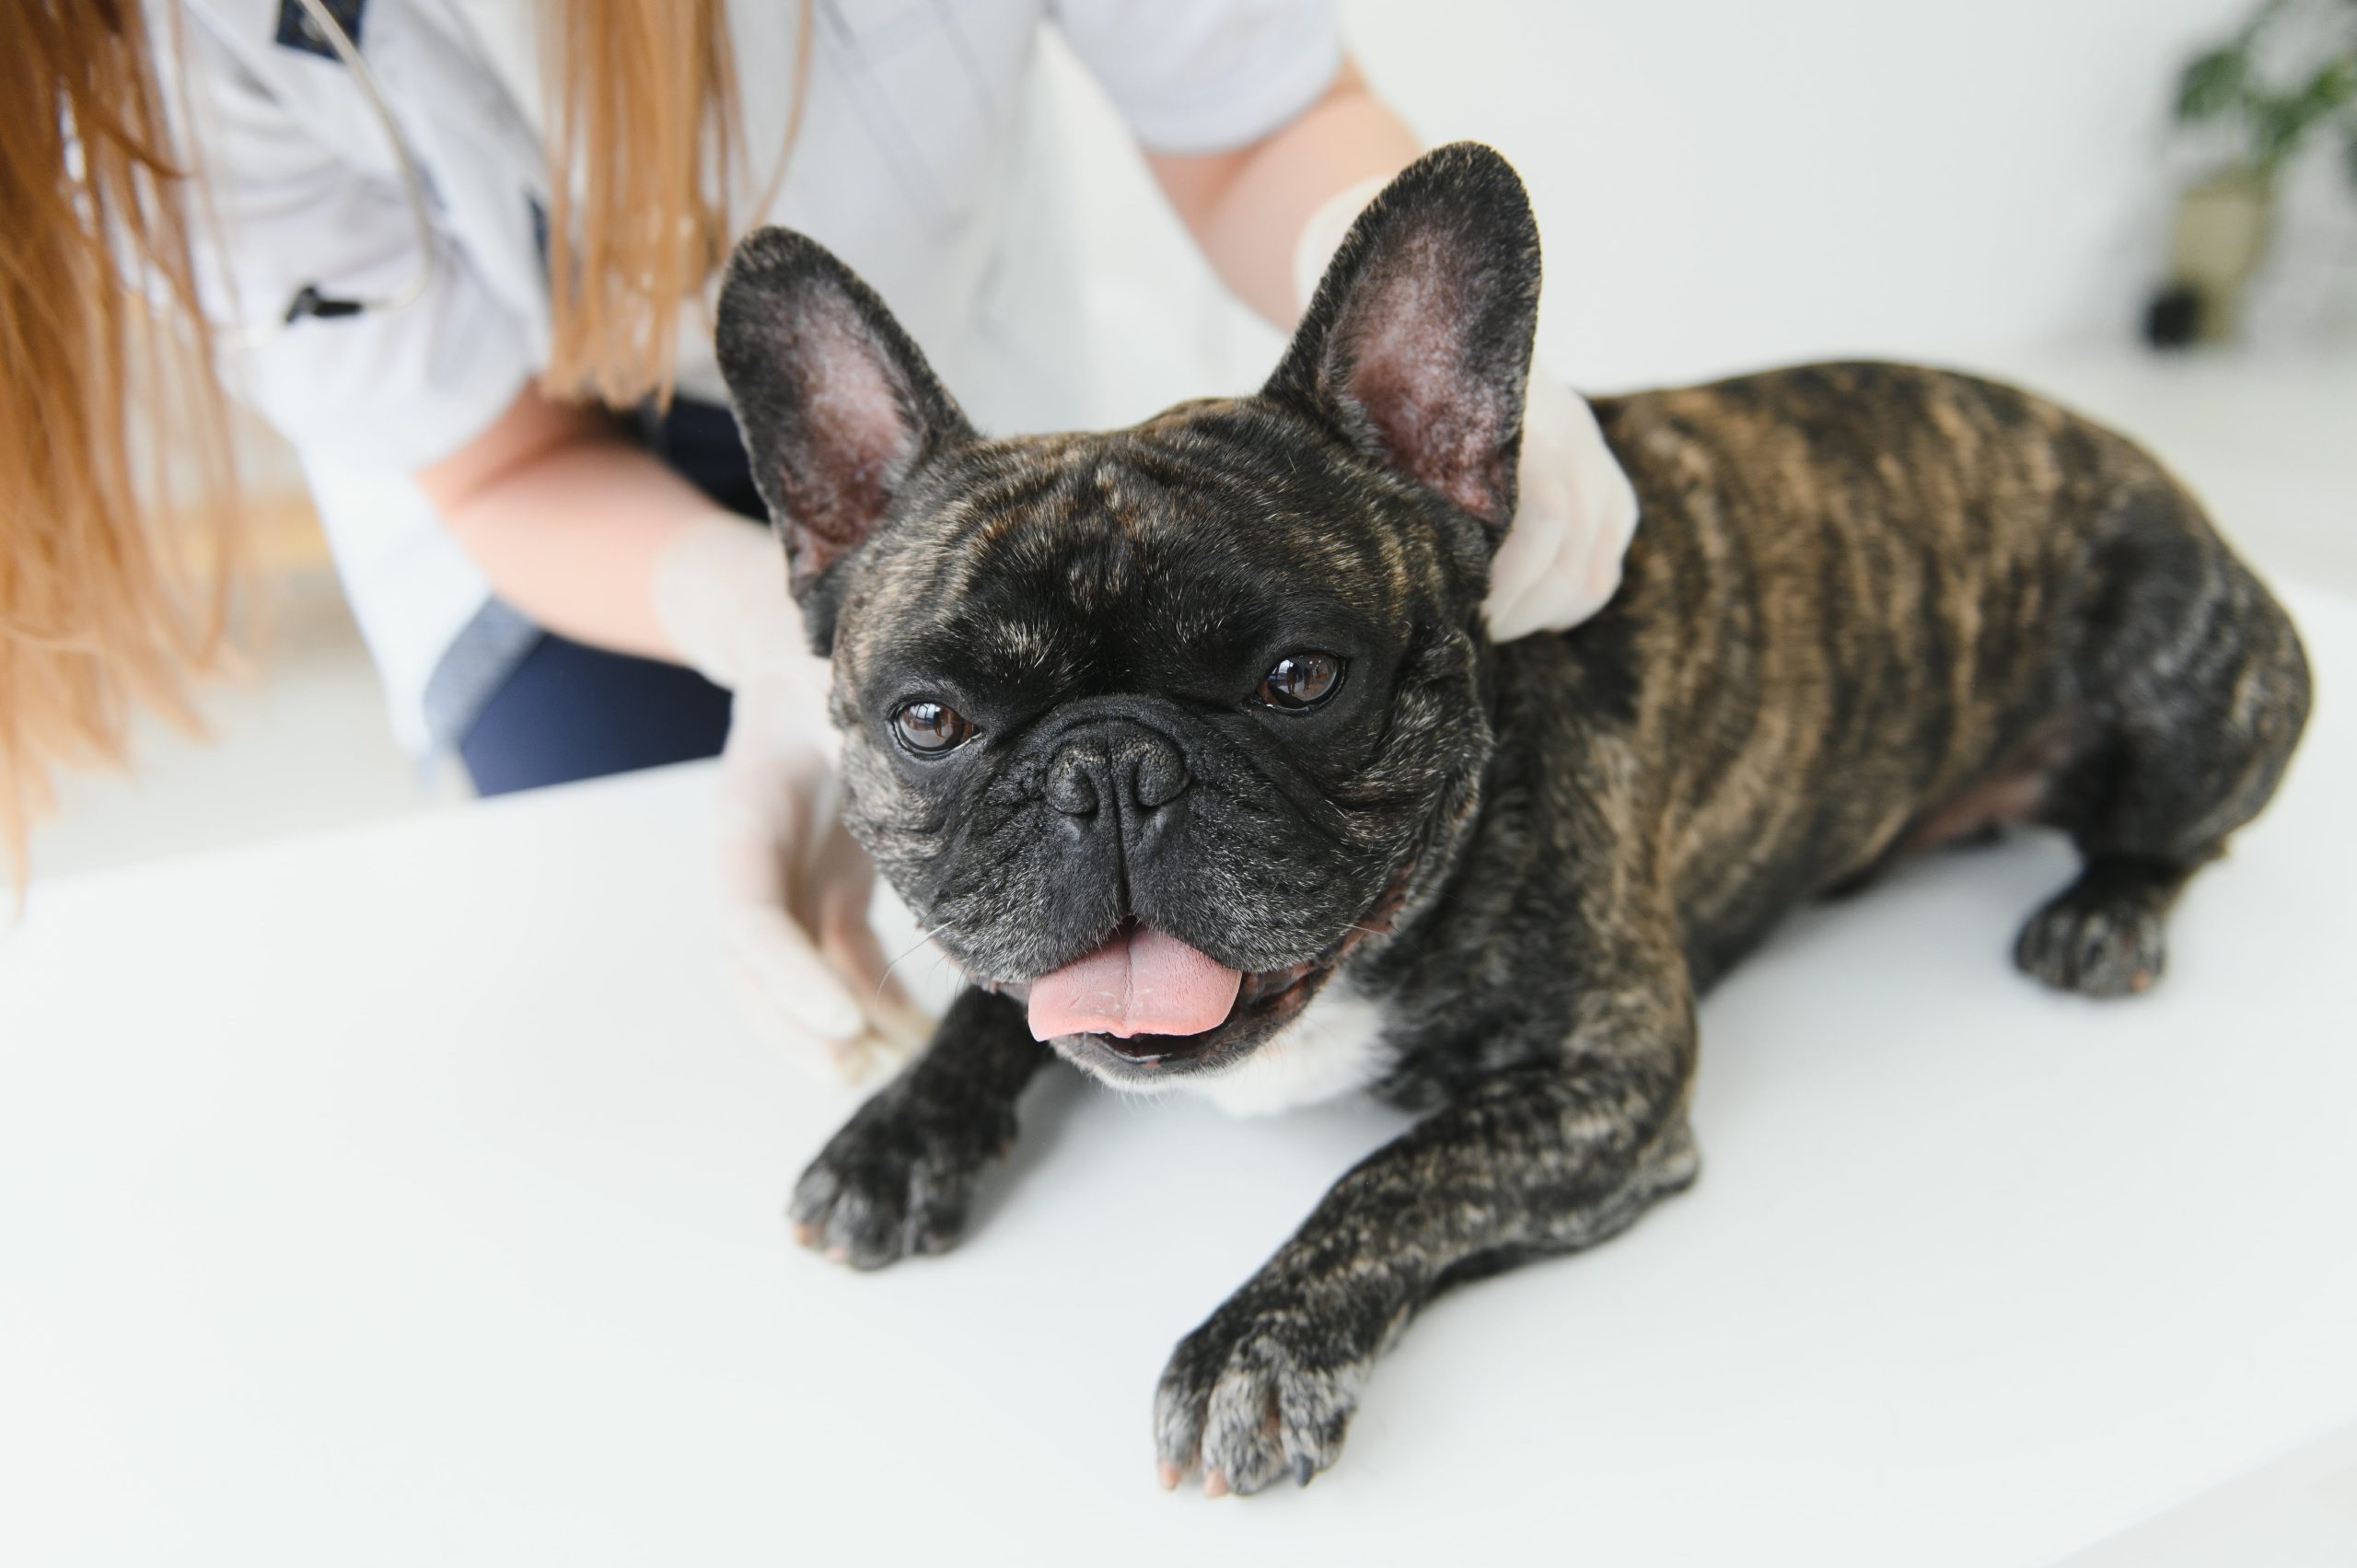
[[1291, 174, 1640, 639], [654, 516, 930, 1082], [1482, 366, 1639, 639]]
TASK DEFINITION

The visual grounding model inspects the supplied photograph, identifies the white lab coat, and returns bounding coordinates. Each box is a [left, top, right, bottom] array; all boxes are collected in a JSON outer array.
[[168, 0, 1342, 754]]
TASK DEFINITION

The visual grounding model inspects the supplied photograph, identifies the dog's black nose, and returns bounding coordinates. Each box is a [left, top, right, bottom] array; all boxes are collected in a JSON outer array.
[[1043, 725, 1190, 819]]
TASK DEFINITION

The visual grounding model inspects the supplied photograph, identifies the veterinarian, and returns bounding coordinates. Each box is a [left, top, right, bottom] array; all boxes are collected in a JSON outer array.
[[9, 0, 1636, 1075]]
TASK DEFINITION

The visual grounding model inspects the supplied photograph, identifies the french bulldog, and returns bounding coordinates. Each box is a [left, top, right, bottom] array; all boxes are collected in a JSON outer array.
[[714, 144, 2311, 1496]]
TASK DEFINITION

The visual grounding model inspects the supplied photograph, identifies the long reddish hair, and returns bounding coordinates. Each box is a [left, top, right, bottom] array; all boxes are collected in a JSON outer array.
[[1, 0, 799, 877]]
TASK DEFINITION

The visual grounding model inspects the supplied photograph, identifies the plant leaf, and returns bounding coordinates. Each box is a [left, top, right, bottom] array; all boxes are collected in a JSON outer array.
[[2178, 47, 2248, 121], [2298, 56, 2356, 117]]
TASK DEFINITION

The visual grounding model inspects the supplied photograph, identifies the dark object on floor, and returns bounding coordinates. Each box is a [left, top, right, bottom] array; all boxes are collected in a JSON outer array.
[[2144, 284, 2204, 349]]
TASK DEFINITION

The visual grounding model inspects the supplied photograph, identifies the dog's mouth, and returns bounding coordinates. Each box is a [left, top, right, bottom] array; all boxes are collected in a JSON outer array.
[[1002, 857, 1419, 1076]]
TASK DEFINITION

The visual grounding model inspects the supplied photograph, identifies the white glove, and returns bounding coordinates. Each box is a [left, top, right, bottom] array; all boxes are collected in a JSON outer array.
[[1291, 174, 1640, 639], [654, 516, 930, 1082], [1483, 366, 1638, 639]]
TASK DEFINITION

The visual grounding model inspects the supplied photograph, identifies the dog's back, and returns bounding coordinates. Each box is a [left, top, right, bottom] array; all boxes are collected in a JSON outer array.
[[1542, 361, 2311, 993]]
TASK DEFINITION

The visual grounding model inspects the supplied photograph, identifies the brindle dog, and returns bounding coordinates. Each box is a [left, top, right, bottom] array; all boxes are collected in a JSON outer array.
[[714, 145, 2311, 1496]]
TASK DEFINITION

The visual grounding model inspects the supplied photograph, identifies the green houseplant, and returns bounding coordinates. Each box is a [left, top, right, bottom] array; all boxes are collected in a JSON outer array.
[[2147, 0, 2357, 345]]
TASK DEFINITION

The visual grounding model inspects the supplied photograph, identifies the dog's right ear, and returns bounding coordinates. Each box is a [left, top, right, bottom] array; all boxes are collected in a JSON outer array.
[[1262, 144, 1542, 540], [716, 228, 974, 642]]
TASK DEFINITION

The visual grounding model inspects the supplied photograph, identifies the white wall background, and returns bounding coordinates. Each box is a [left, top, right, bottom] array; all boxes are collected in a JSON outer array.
[[1041, 0, 2352, 420]]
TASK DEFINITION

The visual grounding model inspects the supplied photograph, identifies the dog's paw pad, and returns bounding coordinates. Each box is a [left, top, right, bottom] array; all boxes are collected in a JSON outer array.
[[1154, 1304, 1364, 1496], [2014, 893, 2166, 999]]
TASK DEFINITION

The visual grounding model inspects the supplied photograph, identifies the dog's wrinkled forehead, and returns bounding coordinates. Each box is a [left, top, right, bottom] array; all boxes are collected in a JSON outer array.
[[832, 410, 1428, 694], [714, 143, 1540, 659]]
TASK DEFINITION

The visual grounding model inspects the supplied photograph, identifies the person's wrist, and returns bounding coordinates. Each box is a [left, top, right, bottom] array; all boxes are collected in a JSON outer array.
[[651, 511, 809, 691]]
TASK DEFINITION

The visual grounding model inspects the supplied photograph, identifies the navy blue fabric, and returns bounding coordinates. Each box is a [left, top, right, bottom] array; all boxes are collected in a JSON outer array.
[[457, 634, 734, 796], [638, 399, 768, 519], [456, 400, 768, 796], [274, 0, 366, 56]]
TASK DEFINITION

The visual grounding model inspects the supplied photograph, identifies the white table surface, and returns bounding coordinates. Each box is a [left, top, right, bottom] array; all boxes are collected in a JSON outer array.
[[5, 584, 2353, 1568]]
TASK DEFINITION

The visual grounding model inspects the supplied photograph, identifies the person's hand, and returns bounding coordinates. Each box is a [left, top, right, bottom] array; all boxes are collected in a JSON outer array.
[[656, 516, 930, 1081], [1481, 364, 1639, 639], [1292, 172, 1640, 642], [715, 645, 931, 1081]]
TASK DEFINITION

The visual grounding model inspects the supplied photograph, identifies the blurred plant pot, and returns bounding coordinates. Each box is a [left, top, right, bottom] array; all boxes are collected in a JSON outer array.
[[2166, 168, 2277, 343]]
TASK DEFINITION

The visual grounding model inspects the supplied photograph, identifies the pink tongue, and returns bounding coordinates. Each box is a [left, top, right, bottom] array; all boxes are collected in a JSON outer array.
[[1026, 927, 1243, 1041]]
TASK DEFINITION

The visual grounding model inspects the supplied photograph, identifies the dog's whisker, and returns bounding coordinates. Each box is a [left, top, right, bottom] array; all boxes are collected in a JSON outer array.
[[872, 927, 946, 1009]]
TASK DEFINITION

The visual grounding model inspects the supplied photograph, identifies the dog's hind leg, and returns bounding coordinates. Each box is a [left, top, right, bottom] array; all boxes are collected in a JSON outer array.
[[2016, 481, 2311, 998], [2015, 853, 2196, 996]]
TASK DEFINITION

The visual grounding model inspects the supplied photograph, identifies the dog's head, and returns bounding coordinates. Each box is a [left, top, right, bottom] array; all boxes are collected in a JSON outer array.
[[716, 144, 1540, 1088]]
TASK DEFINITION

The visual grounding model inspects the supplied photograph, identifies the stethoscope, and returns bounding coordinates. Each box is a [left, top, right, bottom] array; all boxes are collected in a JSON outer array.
[[233, 0, 438, 347]]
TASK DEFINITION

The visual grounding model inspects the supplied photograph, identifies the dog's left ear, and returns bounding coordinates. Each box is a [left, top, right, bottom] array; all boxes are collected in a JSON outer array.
[[716, 227, 975, 636], [1263, 143, 1541, 536]]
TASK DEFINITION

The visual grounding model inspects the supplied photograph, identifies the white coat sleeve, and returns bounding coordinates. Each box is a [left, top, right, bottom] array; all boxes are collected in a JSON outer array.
[[1049, 0, 1343, 155], [180, 19, 532, 474]]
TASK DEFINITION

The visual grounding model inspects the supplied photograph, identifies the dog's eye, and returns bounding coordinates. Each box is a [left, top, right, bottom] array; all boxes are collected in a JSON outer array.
[[892, 700, 976, 754], [1256, 651, 1344, 711]]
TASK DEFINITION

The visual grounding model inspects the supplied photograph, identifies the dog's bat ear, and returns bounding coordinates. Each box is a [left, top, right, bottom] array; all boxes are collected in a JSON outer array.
[[716, 228, 974, 618], [1262, 143, 1542, 535]]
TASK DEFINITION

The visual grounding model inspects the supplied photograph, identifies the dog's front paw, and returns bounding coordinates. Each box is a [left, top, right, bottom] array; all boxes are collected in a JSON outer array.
[[788, 1086, 1014, 1270], [1154, 1292, 1370, 1496]]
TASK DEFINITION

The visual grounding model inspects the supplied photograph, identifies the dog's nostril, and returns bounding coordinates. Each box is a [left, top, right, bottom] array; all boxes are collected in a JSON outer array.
[[1045, 749, 1100, 816], [1130, 744, 1188, 809]]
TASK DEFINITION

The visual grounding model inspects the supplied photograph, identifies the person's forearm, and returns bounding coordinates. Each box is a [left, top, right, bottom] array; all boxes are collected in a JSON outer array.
[[415, 382, 733, 663], [1144, 60, 1420, 329]]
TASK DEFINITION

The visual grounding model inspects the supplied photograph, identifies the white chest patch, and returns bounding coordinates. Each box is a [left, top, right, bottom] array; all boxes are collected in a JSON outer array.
[[1181, 979, 1394, 1118]]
